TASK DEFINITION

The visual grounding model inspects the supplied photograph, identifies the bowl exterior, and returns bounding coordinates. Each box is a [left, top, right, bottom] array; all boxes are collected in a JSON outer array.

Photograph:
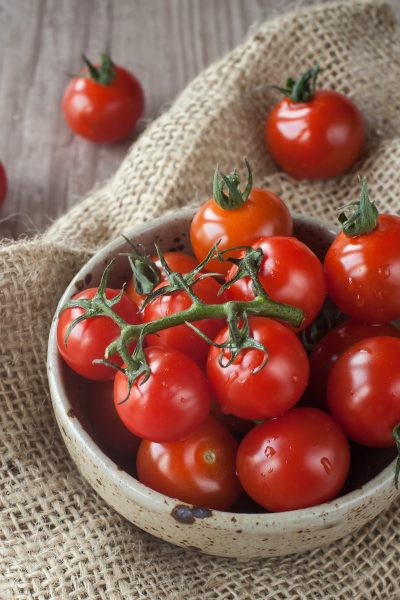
[[47, 210, 399, 559]]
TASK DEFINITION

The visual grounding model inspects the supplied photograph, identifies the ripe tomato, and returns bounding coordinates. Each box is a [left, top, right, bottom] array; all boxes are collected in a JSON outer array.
[[327, 336, 400, 447], [126, 251, 198, 308], [136, 416, 242, 510], [0, 161, 7, 207], [324, 214, 400, 322], [57, 288, 141, 381], [190, 162, 292, 276], [226, 236, 326, 331], [207, 317, 309, 420], [307, 320, 399, 408], [143, 276, 227, 368], [63, 54, 144, 143], [265, 65, 364, 179], [114, 347, 211, 443], [85, 380, 140, 459], [237, 408, 350, 512]]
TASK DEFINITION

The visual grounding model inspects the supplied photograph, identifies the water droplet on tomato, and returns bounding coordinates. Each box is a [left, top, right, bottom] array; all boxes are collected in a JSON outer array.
[[321, 457, 332, 474], [355, 294, 365, 307], [264, 446, 276, 458]]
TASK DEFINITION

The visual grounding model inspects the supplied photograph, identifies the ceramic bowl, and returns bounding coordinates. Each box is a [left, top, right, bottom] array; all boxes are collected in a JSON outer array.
[[47, 209, 399, 559]]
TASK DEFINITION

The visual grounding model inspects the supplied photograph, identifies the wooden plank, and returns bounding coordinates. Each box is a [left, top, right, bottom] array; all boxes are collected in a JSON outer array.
[[0, 0, 399, 239]]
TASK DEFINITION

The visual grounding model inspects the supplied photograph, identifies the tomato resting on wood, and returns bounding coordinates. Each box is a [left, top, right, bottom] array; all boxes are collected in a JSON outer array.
[[114, 347, 211, 443], [265, 64, 364, 179], [307, 320, 399, 408], [324, 179, 400, 322], [236, 408, 350, 512], [190, 161, 292, 276], [63, 54, 144, 143], [57, 288, 141, 381], [207, 317, 309, 420], [137, 416, 242, 510], [226, 236, 326, 331], [143, 276, 227, 368], [327, 336, 400, 448]]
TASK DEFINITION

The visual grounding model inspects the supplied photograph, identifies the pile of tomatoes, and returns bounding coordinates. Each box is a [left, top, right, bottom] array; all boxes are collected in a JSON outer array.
[[57, 155, 400, 514]]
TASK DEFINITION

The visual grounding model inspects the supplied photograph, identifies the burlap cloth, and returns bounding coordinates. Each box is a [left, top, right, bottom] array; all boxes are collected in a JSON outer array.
[[2, 0, 400, 598]]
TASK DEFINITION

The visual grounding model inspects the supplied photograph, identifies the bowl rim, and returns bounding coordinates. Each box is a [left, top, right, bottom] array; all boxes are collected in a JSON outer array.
[[47, 209, 397, 532]]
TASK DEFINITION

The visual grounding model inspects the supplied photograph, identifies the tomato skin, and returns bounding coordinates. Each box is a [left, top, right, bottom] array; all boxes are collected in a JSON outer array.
[[327, 336, 400, 447], [62, 65, 144, 143], [85, 380, 140, 459], [226, 236, 326, 331], [237, 408, 350, 512], [190, 188, 293, 276], [114, 347, 211, 443], [266, 91, 364, 180], [307, 320, 399, 408], [126, 251, 199, 307], [207, 317, 309, 420], [143, 277, 227, 368], [324, 215, 400, 322], [0, 161, 7, 206], [57, 288, 141, 381], [137, 416, 242, 510]]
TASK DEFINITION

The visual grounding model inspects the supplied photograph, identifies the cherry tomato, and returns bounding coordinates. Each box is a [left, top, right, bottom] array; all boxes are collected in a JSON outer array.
[[207, 317, 309, 420], [0, 161, 7, 207], [137, 416, 242, 510], [63, 54, 144, 143], [265, 64, 364, 180], [190, 163, 292, 276], [237, 408, 350, 512], [85, 380, 140, 459], [307, 320, 399, 408], [226, 236, 326, 331], [324, 214, 400, 322], [327, 336, 400, 447], [143, 276, 227, 368], [57, 288, 141, 381], [126, 251, 198, 307], [114, 347, 211, 443]]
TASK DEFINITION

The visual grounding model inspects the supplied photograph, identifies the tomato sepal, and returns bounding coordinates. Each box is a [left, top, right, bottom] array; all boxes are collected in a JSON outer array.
[[272, 62, 320, 103], [338, 176, 378, 237], [213, 159, 253, 211], [81, 53, 116, 85]]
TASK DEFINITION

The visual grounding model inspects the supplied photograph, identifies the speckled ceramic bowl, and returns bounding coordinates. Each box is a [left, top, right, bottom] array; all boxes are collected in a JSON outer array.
[[47, 210, 399, 559]]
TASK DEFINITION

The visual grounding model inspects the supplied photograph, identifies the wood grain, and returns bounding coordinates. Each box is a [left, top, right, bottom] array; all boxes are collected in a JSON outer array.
[[0, 0, 399, 239]]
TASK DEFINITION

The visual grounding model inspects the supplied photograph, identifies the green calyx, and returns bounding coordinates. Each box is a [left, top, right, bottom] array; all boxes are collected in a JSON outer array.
[[121, 237, 161, 296], [273, 62, 320, 103], [213, 159, 253, 210], [81, 53, 116, 85], [338, 177, 379, 237], [60, 240, 304, 400]]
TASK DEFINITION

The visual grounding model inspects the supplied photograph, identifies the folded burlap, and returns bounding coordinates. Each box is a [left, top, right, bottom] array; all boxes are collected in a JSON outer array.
[[1, 1, 400, 598]]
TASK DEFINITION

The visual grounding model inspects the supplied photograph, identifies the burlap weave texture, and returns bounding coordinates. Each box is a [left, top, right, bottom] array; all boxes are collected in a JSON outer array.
[[1, 1, 400, 598]]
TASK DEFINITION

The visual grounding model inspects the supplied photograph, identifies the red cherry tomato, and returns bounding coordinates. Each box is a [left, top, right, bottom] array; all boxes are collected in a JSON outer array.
[[226, 236, 326, 331], [237, 408, 350, 512], [190, 165, 292, 276], [327, 336, 400, 447], [308, 320, 399, 408], [126, 251, 198, 307], [63, 54, 144, 143], [57, 288, 141, 381], [266, 90, 364, 180], [85, 380, 139, 459], [136, 416, 242, 510], [207, 317, 309, 420], [0, 161, 7, 207], [143, 276, 227, 368], [114, 347, 211, 443], [324, 214, 400, 322]]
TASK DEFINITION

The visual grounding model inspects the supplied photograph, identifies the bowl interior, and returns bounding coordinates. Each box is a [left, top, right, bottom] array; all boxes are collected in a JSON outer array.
[[55, 211, 396, 513]]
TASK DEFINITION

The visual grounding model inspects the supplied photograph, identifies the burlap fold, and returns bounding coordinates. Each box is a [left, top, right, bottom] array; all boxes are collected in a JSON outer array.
[[1, 1, 400, 598]]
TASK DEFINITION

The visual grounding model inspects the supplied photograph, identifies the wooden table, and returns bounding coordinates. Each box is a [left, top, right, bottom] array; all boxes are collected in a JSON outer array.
[[1, 0, 399, 239]]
